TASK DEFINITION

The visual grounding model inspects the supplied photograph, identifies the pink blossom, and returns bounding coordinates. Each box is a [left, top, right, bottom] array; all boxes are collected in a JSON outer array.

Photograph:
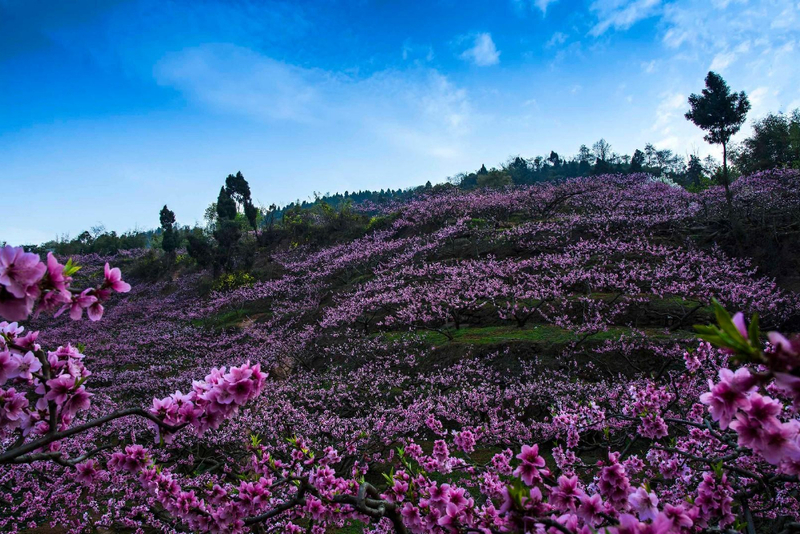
[[695, 472, 734, 527], [453, 429, 476, 453], [104, 262, 131, 293], [661, 503, 693, 530], [120, 444, 148, 473], [757, 420, 800, 465], [225, 377, 255, 405], [0, 350, 19, 385], [598, 452, 630, 509], [774, 373, 800, 411], [1, 388, 29, 421], [45, 253, 70, 292], [9, 351, 41, 381], [62, 387, 92, 418], [731, 312, 748, 338], [700, 367, 757, 429], [45, 375, 76, 405], [577, 493, 603, 526], [433, 440, 450, 462], [75, 459, 99, 484], [66, 289, 98, 321], [768, 332, 798, 356], [87, 301, 104, 321], [0, 246, 46, 299], [513, 444, 549, 486], [549, 475, 584, 512], [628, 486, 659, 521], [0, 293, 34, 322]]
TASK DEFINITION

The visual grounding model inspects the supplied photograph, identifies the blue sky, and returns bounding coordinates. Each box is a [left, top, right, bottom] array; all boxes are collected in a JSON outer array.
[[2, 0, 799, 245]]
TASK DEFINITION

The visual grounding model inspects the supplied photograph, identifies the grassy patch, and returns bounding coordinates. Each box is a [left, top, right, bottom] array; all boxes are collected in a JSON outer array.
[[191, 306, 271, 330], [379, 324, 679, 347], [332, 521, 365, 534]]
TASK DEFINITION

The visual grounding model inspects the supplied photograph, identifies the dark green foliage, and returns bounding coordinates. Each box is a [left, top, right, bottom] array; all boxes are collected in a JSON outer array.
[[29, 229, 152, 256], [279, 197, 370, 246], [733, 109, 800, 174], [159, 205, 176, 228], [686, 155, 705, 188], [686, 72, 751, 146], [244, 201, 259, 232], [213, 219, 251, 274], [187, 229, 213, 268], [630, 149, 645, 172], [225, 171, 251, 203], [214, 219, 242, 254], [216, 187, 238, 221], [159, 205, 179, 254], [504, 157, 531, 184], [223, 171, 258, 231], [187, 173, 259, 274], [685, 71, 750, 203], [477, 169, 512, 188]]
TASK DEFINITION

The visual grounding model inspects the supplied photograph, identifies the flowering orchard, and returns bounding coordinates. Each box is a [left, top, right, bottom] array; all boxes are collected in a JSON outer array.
[[2, 171, 800, 533]]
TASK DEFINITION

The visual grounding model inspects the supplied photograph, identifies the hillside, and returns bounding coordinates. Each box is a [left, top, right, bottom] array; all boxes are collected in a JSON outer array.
[[3, 171, 800, 533]]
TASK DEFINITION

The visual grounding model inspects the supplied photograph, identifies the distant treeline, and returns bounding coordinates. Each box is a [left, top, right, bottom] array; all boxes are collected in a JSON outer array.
[[278, 107, 800, 213], [16, 107, 800, 258]]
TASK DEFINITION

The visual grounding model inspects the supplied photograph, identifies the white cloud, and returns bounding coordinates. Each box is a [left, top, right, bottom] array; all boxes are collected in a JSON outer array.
[[748, 86, 777, 119], [641, 59, 657, 73], [589, 0, 662, 36], [155, 44, 322, 122], [546, 31, 568, 48], [644, 91, 712, 158], [512, 0, 559, 15], [534, 0, 559, 14], [661, 0, 796, 51], [709, 51, 736, 71], [402, 39, 434, 62], [155, 44, 475, 160], [652, 92, 686, 133], [645, 0, 800, 155], [771, 4, 799, 29], [459, 33, 500, 66]]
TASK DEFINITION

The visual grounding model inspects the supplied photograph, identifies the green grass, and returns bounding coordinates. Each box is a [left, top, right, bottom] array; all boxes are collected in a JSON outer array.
[[190, 307, 271, 330], [379, 324, 681, 347], [331, 521, 365, 533], [646, 296, 713, 315]]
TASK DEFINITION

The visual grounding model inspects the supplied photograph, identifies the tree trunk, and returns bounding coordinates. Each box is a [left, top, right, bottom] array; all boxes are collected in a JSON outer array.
[[722, 141, 733, 210]]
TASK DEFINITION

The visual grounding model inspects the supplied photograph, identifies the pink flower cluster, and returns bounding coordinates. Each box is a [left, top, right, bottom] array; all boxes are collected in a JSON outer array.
[[148, 361, 267, 441], [0, 323, 91, 438], [0, 245, 129, 322]]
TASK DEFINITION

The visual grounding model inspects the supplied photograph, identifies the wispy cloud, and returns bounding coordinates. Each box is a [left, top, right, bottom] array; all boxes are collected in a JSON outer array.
[[155, 44, 475, 159], [511, 0, 559, 16], [652, 92, 686, 133], [656, 0, 800, 125], [709, 51, 736, 72], [534, 0, 559, 15], [458, 33, 500, 66], [546, 31, 568, 48], [402, 39, 435, 62], [589, 0, 662, 36], [155, 44, 323, 123]]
